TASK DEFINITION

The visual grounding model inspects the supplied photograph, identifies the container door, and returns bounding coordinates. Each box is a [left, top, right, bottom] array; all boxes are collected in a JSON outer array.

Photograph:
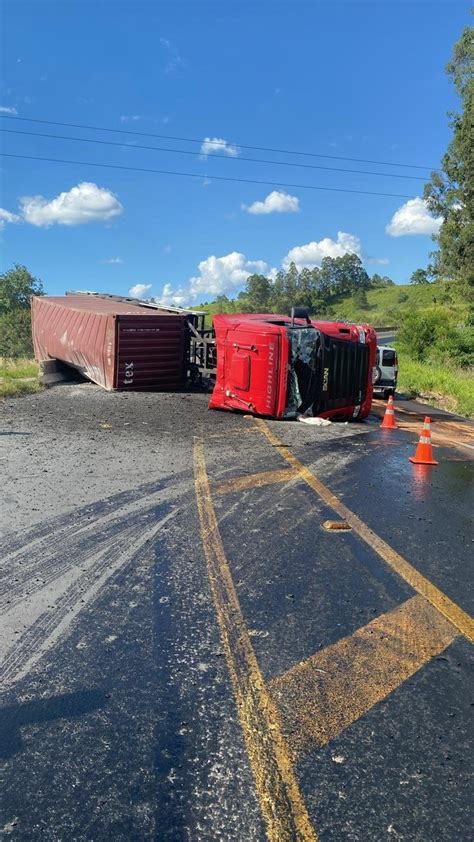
[[115, 315, 185, 390]]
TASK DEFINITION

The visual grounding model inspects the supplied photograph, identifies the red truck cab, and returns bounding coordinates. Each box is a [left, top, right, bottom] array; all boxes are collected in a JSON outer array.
[[209, 313, 376, 421]]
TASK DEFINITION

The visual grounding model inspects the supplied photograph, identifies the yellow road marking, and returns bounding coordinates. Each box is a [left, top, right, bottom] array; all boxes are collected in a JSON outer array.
[[213, 467, 298, 496], [193, 438, 317, 842], [254, 419, 474, 643], [206, 428, 261, 438], [270, 595, 457, 756]]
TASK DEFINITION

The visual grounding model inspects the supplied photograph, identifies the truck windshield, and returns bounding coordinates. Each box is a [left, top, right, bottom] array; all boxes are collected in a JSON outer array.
[[284, 326, 320, 417]]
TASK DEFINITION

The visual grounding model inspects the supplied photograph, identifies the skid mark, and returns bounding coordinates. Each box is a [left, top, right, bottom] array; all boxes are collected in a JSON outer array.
[[0, 488, 188, 613], [0, 472, 188, 563], [0, 509, 179, 687]]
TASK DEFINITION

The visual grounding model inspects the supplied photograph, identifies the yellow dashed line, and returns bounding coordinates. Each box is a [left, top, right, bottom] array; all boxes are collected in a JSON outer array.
[[254, 418, 474, 643], [213, 467, 298, 496], [193, 438, 317, 842], [270, 595, 457, 755]]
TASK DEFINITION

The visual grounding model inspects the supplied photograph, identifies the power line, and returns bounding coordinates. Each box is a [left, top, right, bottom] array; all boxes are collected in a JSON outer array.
[[0, 151, 415, 199], [1, 127, 428, 182], [0, 113, 439, 172]]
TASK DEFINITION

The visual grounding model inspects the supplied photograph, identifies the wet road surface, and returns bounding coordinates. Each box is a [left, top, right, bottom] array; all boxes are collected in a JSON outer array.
[[1, 385, 473, 840]]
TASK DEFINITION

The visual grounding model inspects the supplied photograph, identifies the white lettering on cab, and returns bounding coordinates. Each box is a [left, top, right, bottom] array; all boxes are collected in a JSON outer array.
[[266, 343, 275, 410]]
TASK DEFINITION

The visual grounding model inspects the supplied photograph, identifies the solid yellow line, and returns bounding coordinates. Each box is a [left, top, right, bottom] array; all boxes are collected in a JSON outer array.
[[270, 595, 457, 755], [193, 438, 317, 842], [254, 419, 474, 643], [213, 467, 298, 496]]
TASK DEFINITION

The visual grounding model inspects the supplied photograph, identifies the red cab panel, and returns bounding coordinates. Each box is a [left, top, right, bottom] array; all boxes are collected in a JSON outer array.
[[209, 315, 288, 416]]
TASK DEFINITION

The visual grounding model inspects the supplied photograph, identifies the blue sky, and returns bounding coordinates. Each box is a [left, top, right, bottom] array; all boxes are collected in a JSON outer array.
[[0, 0, 470, 304]]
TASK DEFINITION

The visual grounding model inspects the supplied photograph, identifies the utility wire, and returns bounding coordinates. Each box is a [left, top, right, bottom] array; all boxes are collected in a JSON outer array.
[[1, 127, 428, 182], [0, 151, 415, 199], [0, 114, 439, 172]]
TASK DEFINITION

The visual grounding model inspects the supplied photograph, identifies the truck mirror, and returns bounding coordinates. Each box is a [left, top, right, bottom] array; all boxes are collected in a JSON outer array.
[[290, 306, 311, 324]]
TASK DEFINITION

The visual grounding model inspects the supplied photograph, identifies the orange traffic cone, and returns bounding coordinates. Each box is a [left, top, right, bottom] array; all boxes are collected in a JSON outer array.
[[380, 394, 397, 429], [409, 417, 438, 465]]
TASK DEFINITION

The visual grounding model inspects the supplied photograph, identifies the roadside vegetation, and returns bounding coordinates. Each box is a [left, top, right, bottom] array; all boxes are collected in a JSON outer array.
[[395, 310, 474, 418], [396, 350, 473, 418], [0, 265, 44, 398], [0, 358, 42, 398]]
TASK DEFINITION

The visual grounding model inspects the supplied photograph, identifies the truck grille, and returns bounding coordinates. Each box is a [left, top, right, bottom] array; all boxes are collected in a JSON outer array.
[[316, 335, 369, 413]]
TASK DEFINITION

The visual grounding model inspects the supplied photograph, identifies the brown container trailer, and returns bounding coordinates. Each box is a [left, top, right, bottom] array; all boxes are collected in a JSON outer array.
[[31, 295, 188, 390]]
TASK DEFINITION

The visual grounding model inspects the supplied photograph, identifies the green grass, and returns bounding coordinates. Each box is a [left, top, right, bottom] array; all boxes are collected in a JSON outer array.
[[330, 281, 464, 326], [0, 358, 42, 398], [396, 349, 474, 418]]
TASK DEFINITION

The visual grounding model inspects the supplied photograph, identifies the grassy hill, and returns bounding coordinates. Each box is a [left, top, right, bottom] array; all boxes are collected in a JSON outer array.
[[329, 281, 463, 326], [195, 281, 464, 328]]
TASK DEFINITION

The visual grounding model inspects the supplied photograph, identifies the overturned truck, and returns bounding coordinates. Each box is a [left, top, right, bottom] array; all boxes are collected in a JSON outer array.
[[31, 293, 376, 421]]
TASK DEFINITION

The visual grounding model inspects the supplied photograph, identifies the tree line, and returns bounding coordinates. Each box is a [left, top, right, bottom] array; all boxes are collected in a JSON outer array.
[[206, 254, 395, 315]]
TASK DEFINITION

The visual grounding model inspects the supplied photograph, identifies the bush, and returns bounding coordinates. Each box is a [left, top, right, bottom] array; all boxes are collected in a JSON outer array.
[[398, 310, 452, 361], [0, 309, 34, 358], [398, 309, 474, 368], [432, 326, 474, 368]]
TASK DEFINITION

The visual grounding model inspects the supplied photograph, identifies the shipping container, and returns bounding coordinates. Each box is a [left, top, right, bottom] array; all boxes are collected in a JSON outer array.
[[31, 295, 188, 391]]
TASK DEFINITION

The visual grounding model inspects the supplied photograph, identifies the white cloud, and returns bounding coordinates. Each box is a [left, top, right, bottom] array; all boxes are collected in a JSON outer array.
[[158, 284, 188, 308], [158, 251, 272, 307], [243, 190, 300, 215], [129, 283, 152, 298], [120, 115, 141, 123], [189, 252, 269, 298], [20, 182, 123, 227], [0, 105, 17, 115], [0, 207, 21, 229], [200, 137, 240, 157], [99, 257, 123, 264], [385, 197, 442, 237], [283, 231, 361, 271]]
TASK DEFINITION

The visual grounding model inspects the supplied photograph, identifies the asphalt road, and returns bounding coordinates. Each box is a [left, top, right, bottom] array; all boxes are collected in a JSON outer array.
[[1, 384, 473, 841], [376, 331, 397, 346]]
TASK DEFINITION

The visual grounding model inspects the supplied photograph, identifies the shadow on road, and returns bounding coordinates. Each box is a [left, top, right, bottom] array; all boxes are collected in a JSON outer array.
[[0, 688, 108, 760]]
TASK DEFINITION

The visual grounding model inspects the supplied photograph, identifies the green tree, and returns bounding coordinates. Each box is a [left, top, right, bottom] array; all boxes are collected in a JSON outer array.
[[214, 294, 231, 313], [352, 288, 368, 309], [245, 273, 272, 312], [424, 23, 474, 296], [410, 268, 430, 285], [298, 267, 318, 310], [371, 273, 395, 288], [271, 269, 290, 313], [0, 309, 35, 357], [284, 262, 299, 306], [0, 264, 44, 314]]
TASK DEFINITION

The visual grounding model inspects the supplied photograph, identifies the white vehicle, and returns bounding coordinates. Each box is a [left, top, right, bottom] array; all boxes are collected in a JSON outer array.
[[373, 345, 398, 398]]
